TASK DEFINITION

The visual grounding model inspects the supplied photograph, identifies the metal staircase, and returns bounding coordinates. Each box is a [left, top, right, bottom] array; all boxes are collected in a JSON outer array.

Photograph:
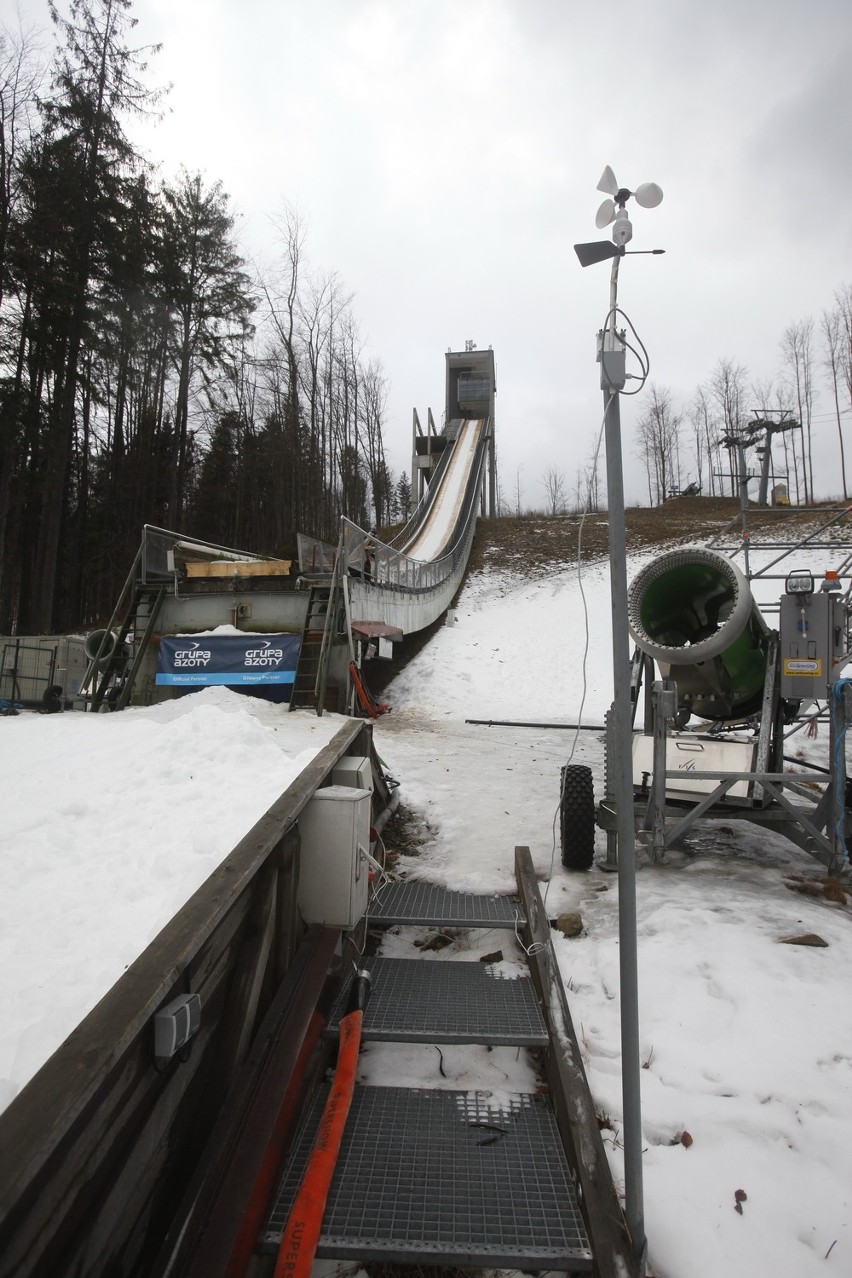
[[261, 871, 634, 1274], [288, 568, 349, 712], [82, 572, 166, 712], [288, 583, 331, 711]]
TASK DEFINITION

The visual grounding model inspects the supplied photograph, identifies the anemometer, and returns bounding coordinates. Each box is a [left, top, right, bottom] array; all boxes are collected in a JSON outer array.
[[572, 164, 665, 1275]]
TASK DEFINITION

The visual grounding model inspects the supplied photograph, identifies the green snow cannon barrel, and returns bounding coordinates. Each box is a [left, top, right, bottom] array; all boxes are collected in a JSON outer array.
[[627, 547, 769, 722]]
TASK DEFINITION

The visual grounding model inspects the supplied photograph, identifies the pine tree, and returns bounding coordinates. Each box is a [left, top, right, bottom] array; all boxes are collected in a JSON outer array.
[[160, 169, 254, 526], [23, 0, 161, 630], [396, 469, 412, 521]]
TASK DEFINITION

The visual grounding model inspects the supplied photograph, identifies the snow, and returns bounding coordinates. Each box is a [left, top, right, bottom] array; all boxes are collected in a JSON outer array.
[[402, 418, 483, 561], [0, 687, 342, 1114], [1, 537, 851, 1277]]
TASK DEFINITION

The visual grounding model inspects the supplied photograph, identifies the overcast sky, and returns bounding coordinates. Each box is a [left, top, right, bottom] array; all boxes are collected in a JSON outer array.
[[12, 0, 852, 507]]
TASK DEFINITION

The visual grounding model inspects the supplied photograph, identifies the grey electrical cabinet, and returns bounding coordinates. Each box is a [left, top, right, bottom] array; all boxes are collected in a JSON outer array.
[[297, 785, 371, 928], [331, 755, 373, 791], [780, 592, 845, 700]]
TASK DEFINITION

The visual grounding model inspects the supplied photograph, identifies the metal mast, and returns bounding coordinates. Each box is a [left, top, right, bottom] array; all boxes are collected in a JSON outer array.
[[574, 165, 665, 1273]]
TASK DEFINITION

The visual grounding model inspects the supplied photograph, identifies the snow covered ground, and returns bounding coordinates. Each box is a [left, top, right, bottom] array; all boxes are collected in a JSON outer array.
[[369, 543, 852, 1278], [1, 532, 850, 1277], [0, 692, 342, 1114]]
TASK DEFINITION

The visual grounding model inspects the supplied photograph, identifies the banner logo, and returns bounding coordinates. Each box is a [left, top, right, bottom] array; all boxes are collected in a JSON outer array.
[[156, 634, 300, 686], [173, 641, 212, 668]]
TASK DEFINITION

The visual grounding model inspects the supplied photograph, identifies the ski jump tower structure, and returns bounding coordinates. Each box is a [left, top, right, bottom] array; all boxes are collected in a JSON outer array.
[[412, 346, 497, 518]]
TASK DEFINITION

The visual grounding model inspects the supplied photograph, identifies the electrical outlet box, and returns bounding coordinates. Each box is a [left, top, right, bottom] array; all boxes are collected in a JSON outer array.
[[154, 992, 202, 1058], [298, 786, 371, 928], [597, 329, 627, 390], [332, 755, 373, 791], [600, 348, 626, 391], [779, 592, 844, 699]]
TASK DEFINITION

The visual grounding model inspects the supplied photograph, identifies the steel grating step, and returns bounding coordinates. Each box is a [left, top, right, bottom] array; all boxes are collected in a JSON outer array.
[[369, 880, 525, 928], [326, 957, 548, 1046], [263, 1084, 592, 1270]]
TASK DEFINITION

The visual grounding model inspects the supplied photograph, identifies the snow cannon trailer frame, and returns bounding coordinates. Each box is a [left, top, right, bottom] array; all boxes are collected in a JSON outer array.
[[560, 509, 852, 876]]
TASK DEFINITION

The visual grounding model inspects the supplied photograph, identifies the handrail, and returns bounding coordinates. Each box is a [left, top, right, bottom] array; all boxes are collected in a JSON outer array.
[[341, 424, 488, 600], [388, 420, 462, 551]]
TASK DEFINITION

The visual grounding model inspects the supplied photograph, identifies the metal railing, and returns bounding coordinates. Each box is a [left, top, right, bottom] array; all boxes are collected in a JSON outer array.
[[341, 429, 488, 600], [387, 420, 462, 553]]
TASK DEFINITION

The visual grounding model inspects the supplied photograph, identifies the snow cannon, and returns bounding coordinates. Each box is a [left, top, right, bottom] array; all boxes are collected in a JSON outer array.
[[627, 547, 770, 722], [84, 629, 120, 665]]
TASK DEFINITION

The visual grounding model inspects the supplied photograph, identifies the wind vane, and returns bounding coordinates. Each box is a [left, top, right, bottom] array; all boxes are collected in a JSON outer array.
[[574, 165, 664, 267]]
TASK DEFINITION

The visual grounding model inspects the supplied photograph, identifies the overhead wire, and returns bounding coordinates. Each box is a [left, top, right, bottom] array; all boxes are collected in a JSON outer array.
[[543, 300, 652, 901], [543, 396, 612, 907]]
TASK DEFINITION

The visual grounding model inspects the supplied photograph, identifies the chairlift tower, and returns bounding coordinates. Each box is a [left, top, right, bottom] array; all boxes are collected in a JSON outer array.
[[748, 412, 801, 506]]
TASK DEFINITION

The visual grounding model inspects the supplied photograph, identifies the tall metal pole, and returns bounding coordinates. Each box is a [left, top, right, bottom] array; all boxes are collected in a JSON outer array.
[[601, 254, 646, 1270], [575, 165, 662, 1271]]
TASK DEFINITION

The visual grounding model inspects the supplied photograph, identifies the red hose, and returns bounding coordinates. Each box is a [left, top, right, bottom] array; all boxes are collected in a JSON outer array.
[[272, 1008, 364, 1278], [349, 662, 390, 718], [223, 1011, 326, 1278]]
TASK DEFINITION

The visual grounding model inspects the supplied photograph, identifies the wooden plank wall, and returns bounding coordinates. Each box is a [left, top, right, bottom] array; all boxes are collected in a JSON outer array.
[[0, 719, 371, 1278]]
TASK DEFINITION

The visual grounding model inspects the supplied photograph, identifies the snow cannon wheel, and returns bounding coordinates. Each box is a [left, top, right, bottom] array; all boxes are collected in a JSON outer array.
[[560, 764, 596, 871]]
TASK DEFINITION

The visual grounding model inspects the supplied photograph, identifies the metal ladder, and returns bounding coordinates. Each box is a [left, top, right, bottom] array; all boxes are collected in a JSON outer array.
[[83, 580, 166, 711], [289, 539, 357, 714], [287, 582, 331, 711], [262, 876, 607, 1273]]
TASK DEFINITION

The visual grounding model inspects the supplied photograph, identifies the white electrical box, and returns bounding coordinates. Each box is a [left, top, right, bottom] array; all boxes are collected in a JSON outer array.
[[331, 755, 373, 791], [633, 735, 756, 803], [298, 786, 371, 927]]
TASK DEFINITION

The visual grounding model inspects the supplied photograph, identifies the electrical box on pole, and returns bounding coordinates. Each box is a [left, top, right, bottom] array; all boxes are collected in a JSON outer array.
[[779, 575, 847, 699]]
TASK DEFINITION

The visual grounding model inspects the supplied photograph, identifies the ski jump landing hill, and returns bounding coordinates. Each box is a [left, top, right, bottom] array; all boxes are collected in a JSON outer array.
[[344, 347, 497, 638]]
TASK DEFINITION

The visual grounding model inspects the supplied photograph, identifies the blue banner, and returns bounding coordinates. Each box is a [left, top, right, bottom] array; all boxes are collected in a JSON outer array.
[[156, 634, 301, 686]]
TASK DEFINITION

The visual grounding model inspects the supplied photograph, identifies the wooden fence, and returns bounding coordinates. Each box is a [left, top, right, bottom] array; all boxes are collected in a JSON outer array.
[[0, 718, 373, 1278]]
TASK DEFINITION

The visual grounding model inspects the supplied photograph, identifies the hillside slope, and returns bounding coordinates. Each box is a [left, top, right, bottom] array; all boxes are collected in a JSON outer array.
[[467, 495, 835, 577], [370, 495, 837, 696]]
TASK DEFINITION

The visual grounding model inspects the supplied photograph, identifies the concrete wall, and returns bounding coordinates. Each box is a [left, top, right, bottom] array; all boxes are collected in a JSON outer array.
[[157, 590, 308, 635]]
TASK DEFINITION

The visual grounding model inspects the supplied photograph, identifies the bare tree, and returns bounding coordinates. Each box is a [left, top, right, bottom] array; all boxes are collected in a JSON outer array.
[[706, 358, 749, 494], [823, 287, 852, 499], [541, 463, 566, 515], [780, 318, 815, 503], [361, 357, 390, 525], [635, 384, 682, 504], [582, 452, 602, 512], [494, 469, 507, 517], [686, 387, 714, 494], [0, 20, 44, 314]]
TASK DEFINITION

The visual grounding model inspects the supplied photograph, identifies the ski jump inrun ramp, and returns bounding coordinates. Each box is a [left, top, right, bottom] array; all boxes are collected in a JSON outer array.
[[345, 417, 489, 637]]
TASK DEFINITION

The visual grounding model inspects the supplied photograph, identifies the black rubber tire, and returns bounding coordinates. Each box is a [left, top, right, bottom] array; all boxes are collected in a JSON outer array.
[[560, 764, 596, 871]]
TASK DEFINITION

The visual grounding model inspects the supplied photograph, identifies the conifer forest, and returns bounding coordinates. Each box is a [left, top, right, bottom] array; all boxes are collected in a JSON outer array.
[[0, 0, 405, 634]]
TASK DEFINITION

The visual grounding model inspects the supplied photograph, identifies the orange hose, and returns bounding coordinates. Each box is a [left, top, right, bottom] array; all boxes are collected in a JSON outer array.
[[224, 1010, 326, 1278], [349, 663, 379, 718], [273, 1009, 363, 1278], [349, 662, 390, 718]]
